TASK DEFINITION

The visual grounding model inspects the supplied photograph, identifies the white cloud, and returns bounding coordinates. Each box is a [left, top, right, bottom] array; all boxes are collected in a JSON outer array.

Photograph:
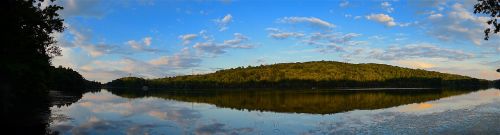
[[266, 28, 305, 40], [52, 25, 166, 82], [428, 13, 443, 19], [223, 33, 248, 45], [143, 37, 152, 46], [221, 14, 233, 23], [56, 0, 106, 18], [365, 13, 397, 27], [344, 14, 364, 20], [215, 14, 233, 31], [278, 17, 335, 29], [126, 37, 160, 52], [429, 66, 500, 80], [79, 48, 202, 82], [193, 33, 254, 55], [267, 19, 364, 53], [193, 42, 225, 54], [127, 40, 141, 50], [52, 46, 91, 70], [397, 60, 436, 69], [178, 34, 198, 45], [423, 3, 494, 45], [270, 32, 305, 40], [381, 2, 394, 13], [303, 32, 363, 46], [149, 48, 201, 68], [300, 32, 364, 53], [339, 1, 349, 7], [369, 43, 475, 61], [199, 30, 212, 40], [193, 41, 253, 55], [56, 25, 127, 58]]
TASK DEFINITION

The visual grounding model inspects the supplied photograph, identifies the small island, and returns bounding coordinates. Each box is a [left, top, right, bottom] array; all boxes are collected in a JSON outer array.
[[105, 61, 491, 90]]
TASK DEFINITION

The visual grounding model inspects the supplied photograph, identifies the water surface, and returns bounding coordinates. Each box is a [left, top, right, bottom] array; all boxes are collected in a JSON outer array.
[[49, 88, 500, 134]]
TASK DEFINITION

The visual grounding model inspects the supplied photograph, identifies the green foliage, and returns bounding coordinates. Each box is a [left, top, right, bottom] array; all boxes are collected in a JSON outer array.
[[106, 77, 147, 89], [474, 0, 500, 40], [107, 61, 489, 89], [1, 0, 64, 133]]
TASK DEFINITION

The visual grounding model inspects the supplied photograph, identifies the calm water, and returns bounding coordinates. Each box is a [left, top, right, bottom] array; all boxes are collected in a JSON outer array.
[[49, 88, 500, 134]]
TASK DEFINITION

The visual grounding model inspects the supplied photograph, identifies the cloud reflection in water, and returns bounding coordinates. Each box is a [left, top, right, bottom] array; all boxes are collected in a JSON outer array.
[[50, 89, 500, 134]]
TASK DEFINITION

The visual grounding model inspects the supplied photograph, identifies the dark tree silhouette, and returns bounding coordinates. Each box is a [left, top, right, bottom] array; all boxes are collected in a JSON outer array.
[[48, 66, 102, 92], [1, 0, 64, 134], [474, 0, 500, 40]]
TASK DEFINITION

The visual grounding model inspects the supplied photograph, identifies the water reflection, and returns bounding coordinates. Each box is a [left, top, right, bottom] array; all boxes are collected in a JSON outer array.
[[50, 88, 500, 134], [110, 88, 477, 114]]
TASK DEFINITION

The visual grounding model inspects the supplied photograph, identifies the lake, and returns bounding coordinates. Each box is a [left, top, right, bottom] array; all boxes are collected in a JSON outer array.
[[49, 88, 500, 134]]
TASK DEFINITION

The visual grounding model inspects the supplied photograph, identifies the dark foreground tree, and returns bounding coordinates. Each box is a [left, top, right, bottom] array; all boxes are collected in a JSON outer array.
[[474, 0, 500, 40], [1, 0, 64, 134]]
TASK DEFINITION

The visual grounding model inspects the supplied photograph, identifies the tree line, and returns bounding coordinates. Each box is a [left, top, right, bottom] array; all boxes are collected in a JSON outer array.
[[48, 66, 101, 92], [106, 61, 491, 90], [1, 1, 102, 133]]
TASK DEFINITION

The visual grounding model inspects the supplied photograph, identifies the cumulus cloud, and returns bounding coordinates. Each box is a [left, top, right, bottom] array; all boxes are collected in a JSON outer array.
[[266, 18, 364, 53], [78, 68, 130, 82], [126, 41, 141, 50], [304, 33, 363, 45], [423, 2, 495, 45], [278, 17, 335, 29], [369, 43, 474, 61], [52, 26, 167, 82], [193, 42, 225, 54], [126, 37, 160, 52], [143, 37, 152, 46], [397, 60, 436, 69], [275, 32, 363, 53], [344, 14, 362, 20], [428, 13, 443, 19], [270, 32, 305, 40], [193, 33, 254, 55], [339, 1, 349, 7], [215, 14, 233, 31], [81, 49, 202, 82], [149, 48, 201, 68], [178, 34, 198, 45], [266, 28, 305, 40], [365, 13, 397, 27], [223, 33, 248, 45], [429, 66, 500, 80], [53, 0, 106, 18], [193, 41, 253, 55], [381, 2, 394, 13], [301, 33, 364, 53], [55, 25, 128, 58]]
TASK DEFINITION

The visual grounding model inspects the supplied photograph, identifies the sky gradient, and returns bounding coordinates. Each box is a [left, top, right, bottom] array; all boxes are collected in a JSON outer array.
[[46, 0, 500, 82]]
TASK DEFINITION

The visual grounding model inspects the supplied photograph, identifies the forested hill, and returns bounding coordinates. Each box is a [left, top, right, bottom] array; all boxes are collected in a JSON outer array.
[[106, 61, 490, 89], [49, 66, 101, 92]]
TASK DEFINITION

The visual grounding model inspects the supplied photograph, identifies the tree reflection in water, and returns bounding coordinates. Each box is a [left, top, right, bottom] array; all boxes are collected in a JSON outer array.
[[109, 88, 479, 114]]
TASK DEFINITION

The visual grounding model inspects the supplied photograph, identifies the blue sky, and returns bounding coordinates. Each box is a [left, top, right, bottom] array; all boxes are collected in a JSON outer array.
[[46, 0, 500, 82]]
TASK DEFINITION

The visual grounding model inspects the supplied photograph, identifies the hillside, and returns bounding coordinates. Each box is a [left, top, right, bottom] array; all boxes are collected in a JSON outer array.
[[49, 66, 102, 92], [106, 61, 490, 89]]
